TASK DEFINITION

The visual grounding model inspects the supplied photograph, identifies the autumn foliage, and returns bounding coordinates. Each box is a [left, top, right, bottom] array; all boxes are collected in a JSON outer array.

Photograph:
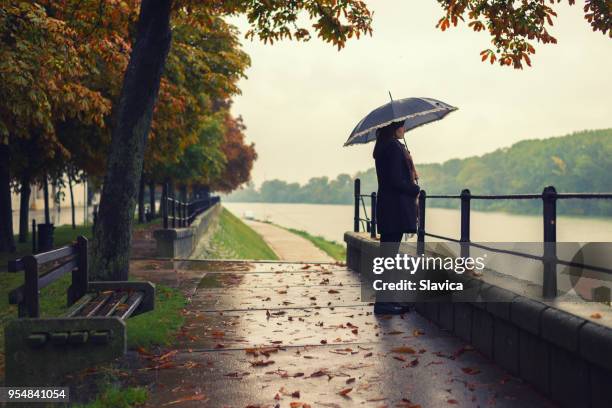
[[435, 0, 611, 68]]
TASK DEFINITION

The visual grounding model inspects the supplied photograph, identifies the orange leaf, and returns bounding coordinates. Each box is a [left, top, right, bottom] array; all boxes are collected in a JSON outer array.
[[162, 394, 207, 406], [339, 388, 353, 396], [590, 313, 602, 319], [461, 367, 481, 375], [391, 346, 416, 354], [251, 360, 275, 367]]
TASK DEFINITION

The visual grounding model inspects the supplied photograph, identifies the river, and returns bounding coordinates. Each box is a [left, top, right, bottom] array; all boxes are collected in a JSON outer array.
[[223, 202, 612, 243]]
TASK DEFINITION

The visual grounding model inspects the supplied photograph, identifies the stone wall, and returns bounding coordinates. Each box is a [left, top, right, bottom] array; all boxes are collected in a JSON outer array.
[[344, 231, 612, 408], [153, 203, 221, 259]]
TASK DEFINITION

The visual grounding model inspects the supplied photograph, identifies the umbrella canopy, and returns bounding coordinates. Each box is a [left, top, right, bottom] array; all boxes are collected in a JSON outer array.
[[344, 97, 457, 146]]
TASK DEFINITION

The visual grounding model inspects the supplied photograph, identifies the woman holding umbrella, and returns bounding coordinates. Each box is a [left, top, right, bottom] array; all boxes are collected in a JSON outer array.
[[344, 96, 457, 314], [373, 121, 420, 243]]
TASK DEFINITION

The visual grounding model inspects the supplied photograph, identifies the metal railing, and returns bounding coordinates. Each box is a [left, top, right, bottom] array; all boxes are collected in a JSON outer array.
[[353, 179, 377, 238], [162, 187, 220, 229], [353, 178, 612, 298]]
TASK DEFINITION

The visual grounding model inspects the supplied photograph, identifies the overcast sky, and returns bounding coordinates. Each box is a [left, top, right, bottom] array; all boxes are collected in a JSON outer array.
[[229, 1, 612, 187]]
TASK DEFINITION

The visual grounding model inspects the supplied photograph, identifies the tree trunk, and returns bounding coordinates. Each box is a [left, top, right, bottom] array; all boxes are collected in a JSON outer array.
[[19, 174, 31, 243], [138, 172, 145, 223], [69, 176, 75, 229], [149, 180, 156, 218], [90, 0, 172, 281], [0, 143, 15, 252]]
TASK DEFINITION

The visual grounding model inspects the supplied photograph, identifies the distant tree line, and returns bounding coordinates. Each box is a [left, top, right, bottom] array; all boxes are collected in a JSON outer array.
[[226, 129, 612, 216]]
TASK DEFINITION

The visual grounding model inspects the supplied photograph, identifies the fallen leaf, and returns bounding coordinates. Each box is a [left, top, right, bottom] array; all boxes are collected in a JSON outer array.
[[412, 329, 425, 337], [162, 394, 207, 406], [339, 388, 353, 396], [590, 313, 602, 319], [310, 369, 329, 378], [391, 346, 416, 354], [447, 399, 459, 404], [251, 360, 275, 367], [461, 367, 481, 375], [328, 289, 340, 294]]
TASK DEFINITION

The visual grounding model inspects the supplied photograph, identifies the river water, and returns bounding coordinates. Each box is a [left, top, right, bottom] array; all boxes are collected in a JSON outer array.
[[223, 202, 612, 243]]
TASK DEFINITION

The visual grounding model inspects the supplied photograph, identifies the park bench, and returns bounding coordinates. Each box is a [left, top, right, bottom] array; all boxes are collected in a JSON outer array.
[[4, 236, 155, 386]]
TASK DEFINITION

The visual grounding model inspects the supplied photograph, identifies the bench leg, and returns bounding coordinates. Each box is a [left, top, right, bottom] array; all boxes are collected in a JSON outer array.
[[4, 317, 126, 386]]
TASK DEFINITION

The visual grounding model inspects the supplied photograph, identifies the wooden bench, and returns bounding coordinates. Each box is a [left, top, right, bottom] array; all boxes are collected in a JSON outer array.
[[4, 236, 155, 386]]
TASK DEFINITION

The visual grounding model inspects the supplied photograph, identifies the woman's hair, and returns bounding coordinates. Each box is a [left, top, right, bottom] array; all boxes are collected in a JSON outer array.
[[373, 121, 404, 158]]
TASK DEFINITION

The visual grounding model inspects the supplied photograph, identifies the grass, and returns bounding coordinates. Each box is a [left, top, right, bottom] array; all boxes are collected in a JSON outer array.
[[284, 227, 346, 261], [126, 284, 186, 349], [208, 208, 278, 260], [74, 387, 148, 408]]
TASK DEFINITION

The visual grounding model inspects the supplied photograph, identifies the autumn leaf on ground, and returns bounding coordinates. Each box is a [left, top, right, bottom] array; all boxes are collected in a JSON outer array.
[[386, 330, 404, 335], [339, 388, 353, 397], [447, 399, 459, 404], [391, 346, 416, 354], [461, 367, 481, 375], [162, 394, 207, 406], [328, 289, 340, 294], [290, 403, 312, 408], [250, 360, 275, 367], [309, 369, 329, 378], [590, 313, 602, 319], [412, 329, 425, 337]]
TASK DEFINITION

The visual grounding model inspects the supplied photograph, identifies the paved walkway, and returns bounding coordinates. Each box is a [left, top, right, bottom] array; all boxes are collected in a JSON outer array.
[[244, 220, 333, 262], [125, 259, 555, 408]]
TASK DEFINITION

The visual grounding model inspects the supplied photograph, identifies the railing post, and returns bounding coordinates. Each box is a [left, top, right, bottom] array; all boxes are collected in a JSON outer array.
[[460, 189, 471, 258], [172, 199, 176, 228], [370, 192, 377, 238], [354, 178, 361, 232], [31, 219, 37, 254], [162, 183, 168, 229], [417, 190, 426, 255], [542, 185, 557, 298]]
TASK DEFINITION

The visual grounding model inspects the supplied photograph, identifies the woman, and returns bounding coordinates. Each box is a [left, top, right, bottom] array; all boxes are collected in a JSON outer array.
[[373, 121, 420, 314], [373, 121, 420, 241]]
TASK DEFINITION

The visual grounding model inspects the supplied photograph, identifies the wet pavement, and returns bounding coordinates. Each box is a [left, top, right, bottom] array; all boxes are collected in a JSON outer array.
[[129, 260, 555, 407]]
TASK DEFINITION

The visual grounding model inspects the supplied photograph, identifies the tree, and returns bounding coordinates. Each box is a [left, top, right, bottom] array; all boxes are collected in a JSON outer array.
[[91, 0, 373, 279], [435, 0, 611, 68], [209, 114, 257, 193], [0, 1, 111, 251]]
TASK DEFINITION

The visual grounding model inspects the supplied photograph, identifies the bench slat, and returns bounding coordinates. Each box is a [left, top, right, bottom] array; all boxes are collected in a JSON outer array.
[[77, 292, 112, 317], [113, 292, 144, 320], [96, 292, 129, 317], [33, 245, 77, 266], [64, 294, 95, 318], [38, 259, 78, 290]]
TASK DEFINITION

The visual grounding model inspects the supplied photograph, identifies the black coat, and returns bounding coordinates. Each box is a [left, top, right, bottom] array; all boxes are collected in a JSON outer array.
[[374, 139, 420, 234]]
